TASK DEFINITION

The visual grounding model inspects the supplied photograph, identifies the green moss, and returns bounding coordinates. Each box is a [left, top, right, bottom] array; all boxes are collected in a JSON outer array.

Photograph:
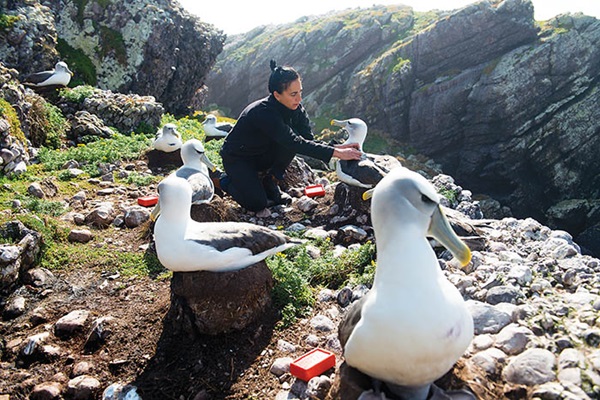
[[0, 98, 26, 145], [0, 13, 19, 32], [392, 57, 411, 75], [57, 38, 97, 86], [73, 0, 90, 26], [98, 24, 127, 65]]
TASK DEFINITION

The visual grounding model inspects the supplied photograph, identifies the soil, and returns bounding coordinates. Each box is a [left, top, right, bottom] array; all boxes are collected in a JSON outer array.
[[0, 175, 510, 400]]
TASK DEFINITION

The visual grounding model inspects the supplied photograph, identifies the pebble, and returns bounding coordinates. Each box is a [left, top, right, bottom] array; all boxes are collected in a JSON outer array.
[[502, 348, 556, 385], [309, 315, 335, 332], [270, 357, 293, 377]]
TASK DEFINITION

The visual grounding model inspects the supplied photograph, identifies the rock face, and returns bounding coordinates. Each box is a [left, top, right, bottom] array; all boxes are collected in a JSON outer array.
[[0, 0, 225, 115], [205, 0, 600, 250]]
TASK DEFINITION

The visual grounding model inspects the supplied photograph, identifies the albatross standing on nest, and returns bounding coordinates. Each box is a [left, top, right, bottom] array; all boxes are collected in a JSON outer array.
[[22, 61, 73, 88], [150, 139, 217, 221], [202, 114, 234, 140], [153, 177, 297, 272], [331, 118, 401, 188], [338, 167, 474, 400], [152, 123, 183, 152]]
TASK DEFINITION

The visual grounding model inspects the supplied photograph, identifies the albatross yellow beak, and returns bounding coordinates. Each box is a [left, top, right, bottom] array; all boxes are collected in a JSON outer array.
[[150, 203, 161, 222], [428, 206, 472, 267], [362, 188, 375, 201]]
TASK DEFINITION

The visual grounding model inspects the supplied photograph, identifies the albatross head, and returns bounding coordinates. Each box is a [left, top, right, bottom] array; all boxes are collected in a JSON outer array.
[[180, 139, 216, 173], [363, 167, 471, 267], [160, 123, 180, 138], [202, 114, 217, 126], [55, 61, 73, 76], [331, 118, 368, 151], [153, 177, 193, 222]]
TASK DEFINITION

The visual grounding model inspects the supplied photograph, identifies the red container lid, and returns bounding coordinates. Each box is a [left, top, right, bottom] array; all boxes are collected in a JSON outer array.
[[137, 195, 159, 207], [290, 348, 336, 381], [304, 184, 325, 198]]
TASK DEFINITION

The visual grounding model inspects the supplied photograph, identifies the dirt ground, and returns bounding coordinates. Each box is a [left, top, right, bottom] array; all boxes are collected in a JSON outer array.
[[0, 173, 511, 400], [0, 181, 368, 400]]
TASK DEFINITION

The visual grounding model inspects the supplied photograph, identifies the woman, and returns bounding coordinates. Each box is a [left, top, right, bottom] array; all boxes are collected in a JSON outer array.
[[219, 60, 362, 212]]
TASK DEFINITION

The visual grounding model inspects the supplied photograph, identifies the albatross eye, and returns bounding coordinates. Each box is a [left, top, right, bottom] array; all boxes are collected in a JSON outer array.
[[421, 194, 436, 205]]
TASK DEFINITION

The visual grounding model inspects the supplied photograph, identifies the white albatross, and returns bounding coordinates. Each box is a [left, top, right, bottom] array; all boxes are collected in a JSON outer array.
[[152, 177, 297, 272], [202, 114, 234, 139], [22, 61, 73, 87], [150, 139, 217, 221], [338, 167, 475, 400], [152, 123, 183, 153], [331, 118, 401, 189]]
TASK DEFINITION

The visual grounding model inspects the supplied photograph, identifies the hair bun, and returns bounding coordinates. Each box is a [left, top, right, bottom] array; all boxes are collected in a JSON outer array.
[[270, 59, 277, 72]]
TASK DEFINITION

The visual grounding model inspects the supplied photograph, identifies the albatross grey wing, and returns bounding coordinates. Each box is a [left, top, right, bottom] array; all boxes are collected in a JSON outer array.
[[338, 295, 368, 348], [189, 221, 291, 255], [22, 71, 54, 86]]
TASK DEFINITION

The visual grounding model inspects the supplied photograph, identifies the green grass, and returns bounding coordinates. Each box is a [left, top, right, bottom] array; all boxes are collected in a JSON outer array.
[[37, 133, 152, 176], [267, 238, 376, 328]]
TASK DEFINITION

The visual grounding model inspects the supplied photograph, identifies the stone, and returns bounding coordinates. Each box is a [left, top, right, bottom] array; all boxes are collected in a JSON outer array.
[[123, 206, 150, 228], [494, 324, 532, 355], [309, 315, 335, 332], [502, 348, 556, 386], [270, 357, 293, 377], [55, 310, 90, 337], [466, 300, 512, 334], [68, 229, 94, 243], [469, 347, 507, 375], [29, 381, 63, 400], [485, 285, 522, 305], [166, 261, 274, 335], [23, 268, 56, 288], [3, 295, 26, 319], [306, 375, 332, 400], [66, 375, 101, 399]]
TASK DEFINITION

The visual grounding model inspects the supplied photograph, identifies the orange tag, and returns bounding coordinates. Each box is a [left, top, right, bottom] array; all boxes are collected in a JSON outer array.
[[137, 195, 159, 207], [304, 184, 325, 198], [290, 348, 336, 381]]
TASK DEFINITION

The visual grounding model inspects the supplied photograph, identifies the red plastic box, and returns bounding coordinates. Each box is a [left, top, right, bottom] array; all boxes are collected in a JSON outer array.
[[137, 195, 159, 207], [304, 184, 325, 198], [290, 348, 336, 381]]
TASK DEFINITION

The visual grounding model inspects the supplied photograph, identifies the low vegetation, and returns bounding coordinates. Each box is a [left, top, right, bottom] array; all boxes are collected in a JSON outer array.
[[1, 100, 386, 328]]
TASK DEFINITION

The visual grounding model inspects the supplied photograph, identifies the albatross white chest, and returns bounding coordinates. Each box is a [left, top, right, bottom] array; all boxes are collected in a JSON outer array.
[[153, 123, 183, 153], [339, 167, 473, 398]]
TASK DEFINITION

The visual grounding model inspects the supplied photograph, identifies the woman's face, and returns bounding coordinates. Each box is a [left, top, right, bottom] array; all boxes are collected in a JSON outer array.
[[274, 79, 302, 110]]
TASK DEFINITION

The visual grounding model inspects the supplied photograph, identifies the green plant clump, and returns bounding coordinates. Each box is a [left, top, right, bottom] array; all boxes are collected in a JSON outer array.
[[59, 85, 96, 104], [0, 13, 19, 31], [26, 99, 69, 149], [37, 133, 151, 176], [267, 239, 376, 328], [0, 98, 27, 144]]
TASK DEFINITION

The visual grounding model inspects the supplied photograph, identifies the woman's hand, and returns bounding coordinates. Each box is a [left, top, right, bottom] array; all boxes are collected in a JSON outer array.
[[333, 143, 363, 160]]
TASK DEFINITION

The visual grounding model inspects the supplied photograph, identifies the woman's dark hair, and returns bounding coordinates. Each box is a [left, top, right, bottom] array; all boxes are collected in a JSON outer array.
[[268, 59, 300, 94]]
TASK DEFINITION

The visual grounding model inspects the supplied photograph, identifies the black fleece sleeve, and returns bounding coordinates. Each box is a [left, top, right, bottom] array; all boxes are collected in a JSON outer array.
[[257, 108, 334, 163]]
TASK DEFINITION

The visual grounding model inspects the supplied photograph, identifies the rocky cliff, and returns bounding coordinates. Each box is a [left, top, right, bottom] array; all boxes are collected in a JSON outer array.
[[0, 0, 225, 115], [205, 0, 600, 255]]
